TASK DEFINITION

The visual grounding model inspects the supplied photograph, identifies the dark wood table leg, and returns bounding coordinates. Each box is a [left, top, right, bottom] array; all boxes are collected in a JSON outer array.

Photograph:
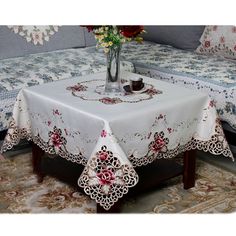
[[32, 143, 45, 183], [183, 150, 196, 189]]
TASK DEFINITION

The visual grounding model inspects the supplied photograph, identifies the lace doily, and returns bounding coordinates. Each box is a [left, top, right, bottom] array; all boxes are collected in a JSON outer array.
[[66, 79, 162, 105], [7, 26, 60, 45]]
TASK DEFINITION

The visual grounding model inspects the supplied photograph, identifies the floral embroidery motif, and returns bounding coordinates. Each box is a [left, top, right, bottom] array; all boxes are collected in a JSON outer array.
[[146, 88, 159, 96], [196, 25, 236, 59], [48, 126, 67, 151], [97, 168, 115, 186], [149, 131, 169, 154], [100, 130, 107, 138], [66, 83, 88, 92], [1, 119, 87, 166], [129, 119, 233, 167], [7, 26, 60, 45], [78, 145, 138, 210], [0, 45, 134, 132], [99, 97, 122, 105], [137, 67, 236, 130], [66, 79, 162, 105]]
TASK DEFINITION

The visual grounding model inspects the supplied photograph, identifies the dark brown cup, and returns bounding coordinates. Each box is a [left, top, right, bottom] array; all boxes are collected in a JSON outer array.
[[130, 78, 144, 91]]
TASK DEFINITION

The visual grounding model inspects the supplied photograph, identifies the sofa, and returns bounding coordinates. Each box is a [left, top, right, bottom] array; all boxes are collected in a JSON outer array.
[[0, 25, 235, 153], [0, 26, 134, 134]]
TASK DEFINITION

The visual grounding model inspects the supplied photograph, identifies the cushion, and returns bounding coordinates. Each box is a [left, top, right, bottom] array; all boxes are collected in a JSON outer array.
[[0, 25, 86, 60], [84, 29, 96, 47], [143, 26, 205, 50], [196, 25, 236, 59]]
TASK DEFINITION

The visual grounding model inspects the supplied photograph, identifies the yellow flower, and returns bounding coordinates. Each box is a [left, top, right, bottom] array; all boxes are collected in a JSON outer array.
[[99, 28, 104, 33], [101, 42, 108, 47], [108, 41, 113, 46], [104, 48, 109, 53]]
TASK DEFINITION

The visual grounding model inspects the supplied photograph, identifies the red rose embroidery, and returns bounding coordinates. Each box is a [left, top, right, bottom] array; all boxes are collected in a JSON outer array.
[[220, 36, 225, 44], [146, 88, 158, 96], [66, 84, 87, 92], [209, 100, 215, 107], [234, 45, 236, 51], [101, 130, 107, 137], [152, 137, 165, 152], [232, 26, 236, 33], [50, 132, 62, 147], [99, 151, 108, 161], [97, 169, 115, 185], [167, 128, 172, 133], [205, 41, 211, 48], [99, 97, 122, 105], [53, 109, 61, 115]]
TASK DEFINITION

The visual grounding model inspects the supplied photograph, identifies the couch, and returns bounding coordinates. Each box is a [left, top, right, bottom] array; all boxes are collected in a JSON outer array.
[[0, 25, 235, 153], [0, 26, 134, 134]]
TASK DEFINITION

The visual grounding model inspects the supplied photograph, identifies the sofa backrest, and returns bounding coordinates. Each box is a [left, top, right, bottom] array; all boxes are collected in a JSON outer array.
[[143, 25, 205, 51], [84, 29, 96, 47], [0, 25, 87, 60]]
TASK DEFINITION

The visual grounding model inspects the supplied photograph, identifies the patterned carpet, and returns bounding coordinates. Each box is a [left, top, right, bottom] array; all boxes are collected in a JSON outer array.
[[0, 152, 236, 213]]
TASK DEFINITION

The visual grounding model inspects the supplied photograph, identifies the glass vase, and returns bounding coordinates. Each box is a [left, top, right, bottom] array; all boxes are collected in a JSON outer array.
[[105, 45, 122, 93]]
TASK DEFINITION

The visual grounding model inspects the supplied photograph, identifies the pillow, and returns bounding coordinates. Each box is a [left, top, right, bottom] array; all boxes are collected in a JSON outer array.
[[84, 29, 96, 47], [0, 25, 86, 60], [143, 26, 205, 51], [196, 25, 236, 59]]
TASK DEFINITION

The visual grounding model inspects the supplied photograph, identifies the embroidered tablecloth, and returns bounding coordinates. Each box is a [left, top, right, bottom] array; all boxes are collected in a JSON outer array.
[[1, 71, 234, 210]]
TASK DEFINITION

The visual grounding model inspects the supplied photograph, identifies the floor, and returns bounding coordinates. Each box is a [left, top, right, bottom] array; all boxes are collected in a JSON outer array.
[[197, 150, 236, 175], [1, 149, 236, 213]]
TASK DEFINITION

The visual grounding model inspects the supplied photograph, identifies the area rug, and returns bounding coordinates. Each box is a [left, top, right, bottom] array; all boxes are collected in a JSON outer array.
[[0, 152, 236, 213]]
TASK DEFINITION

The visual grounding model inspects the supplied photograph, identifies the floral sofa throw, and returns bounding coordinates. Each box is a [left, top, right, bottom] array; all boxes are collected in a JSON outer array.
[[121, 41, 236, 131]]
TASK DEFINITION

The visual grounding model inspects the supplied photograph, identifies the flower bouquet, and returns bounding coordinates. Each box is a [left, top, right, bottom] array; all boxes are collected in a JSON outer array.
[[84, 25, 145, 93]]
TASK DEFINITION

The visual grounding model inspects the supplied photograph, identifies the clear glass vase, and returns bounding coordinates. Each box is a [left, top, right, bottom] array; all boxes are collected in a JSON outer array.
[[105, 45, 122, 93]]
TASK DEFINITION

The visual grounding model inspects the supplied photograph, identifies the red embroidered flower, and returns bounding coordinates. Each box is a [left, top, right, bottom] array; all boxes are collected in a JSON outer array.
[[151, 137, 165, 152], [167, 128, 172, 133], [98, 151, 109, 161], [50, 132, 62, 147], [97, 169, 115, 185], [232, 26, 236, 33], [66, 84, 87, 92], [158, 114, 164, 119], [101, 129, 107, 137], [204, 41, 211, 48], [234, 45, 236, 51], [146, 88, 158, 96], [53, 109, 61, 115], [99, 97, 122, 105], [209, 100, 215, 107], [220, 36, 225, 44]]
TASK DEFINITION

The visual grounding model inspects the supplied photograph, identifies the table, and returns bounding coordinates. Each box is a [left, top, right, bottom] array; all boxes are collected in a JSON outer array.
[[1, 71, 234, 211]]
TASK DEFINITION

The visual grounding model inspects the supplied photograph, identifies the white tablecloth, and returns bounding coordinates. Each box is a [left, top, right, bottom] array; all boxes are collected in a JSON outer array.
[[1, 71, 234, 210]]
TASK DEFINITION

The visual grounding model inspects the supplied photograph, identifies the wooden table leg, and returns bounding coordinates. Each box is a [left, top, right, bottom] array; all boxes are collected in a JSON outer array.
[[32, 143, 45, 183], [183, 150, 196, 189]]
